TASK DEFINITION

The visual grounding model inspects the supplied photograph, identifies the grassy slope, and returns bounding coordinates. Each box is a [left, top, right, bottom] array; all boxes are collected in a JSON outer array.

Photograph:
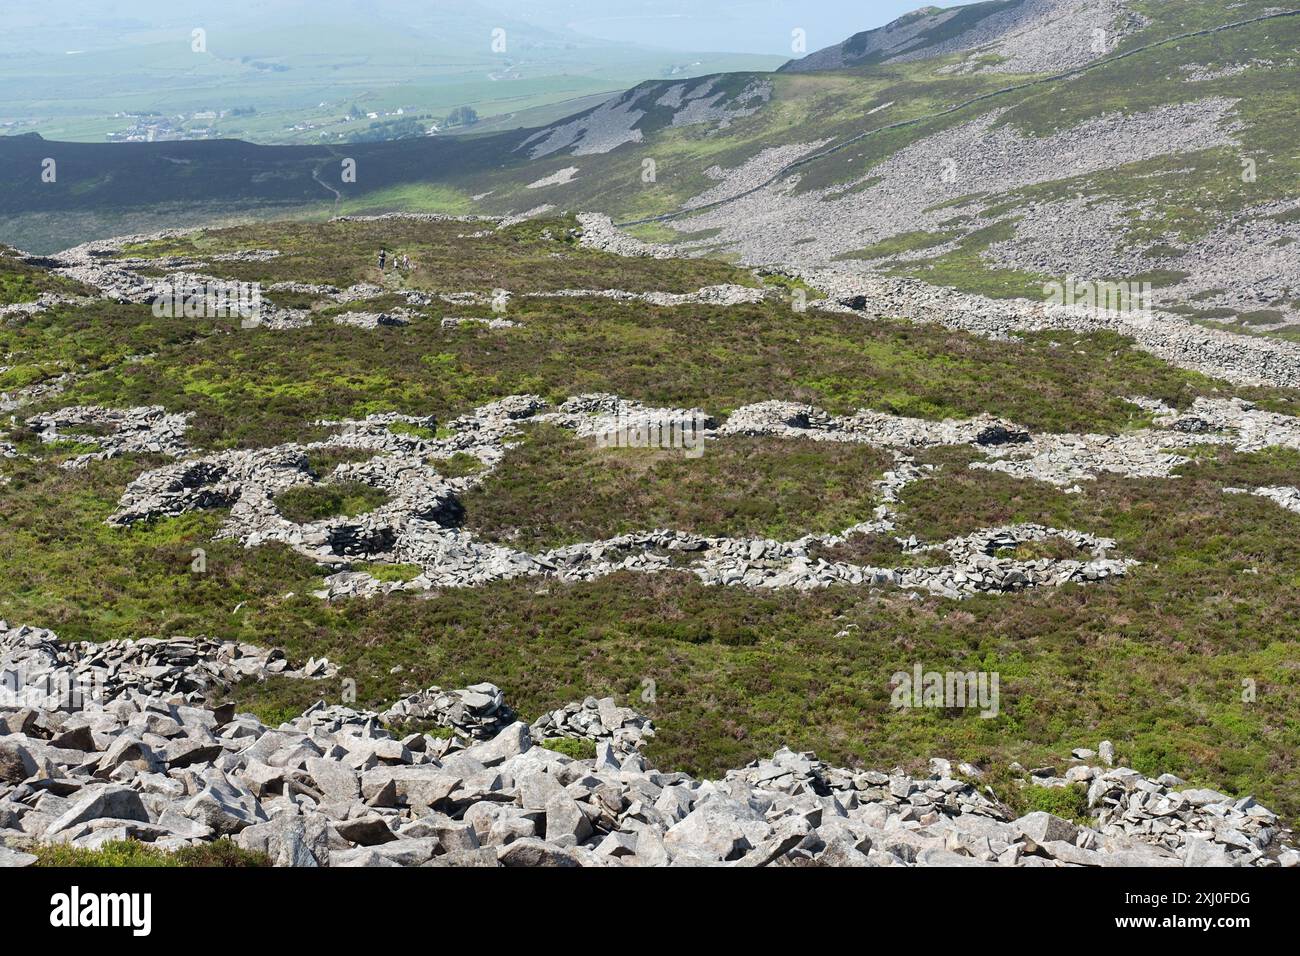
[[470, 0, 1300, 303], [4, 0, 1294, 276], [2, 217, 1300, 824], [114, 216, 750, 295], [462, 427, 898, 548], [0, 247, 92, 305]]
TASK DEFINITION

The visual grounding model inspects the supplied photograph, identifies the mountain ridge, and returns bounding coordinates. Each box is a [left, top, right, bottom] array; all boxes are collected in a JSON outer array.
[[5, 0, 1300, 336]]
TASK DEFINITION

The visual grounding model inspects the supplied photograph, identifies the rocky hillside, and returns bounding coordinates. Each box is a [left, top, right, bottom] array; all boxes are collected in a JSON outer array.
[[4, 4, 1300, 868], [781, 0, 1149, 75], [7, 0, 1300, 341], [3, 622, 1291, 867], [2, 214, 1300, 870]]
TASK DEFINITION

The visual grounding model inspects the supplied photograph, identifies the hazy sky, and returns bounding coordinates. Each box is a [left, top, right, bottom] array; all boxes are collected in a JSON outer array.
[[6, 1, 938, 57], [504, 1, 934, 55]]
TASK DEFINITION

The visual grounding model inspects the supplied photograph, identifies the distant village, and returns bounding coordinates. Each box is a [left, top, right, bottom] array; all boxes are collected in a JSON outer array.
[[105, 108, 247, 143], [103, 103, 479, 144]]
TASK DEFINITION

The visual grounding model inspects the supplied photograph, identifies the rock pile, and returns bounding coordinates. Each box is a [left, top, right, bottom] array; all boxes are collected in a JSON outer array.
[[333, 311, 411, 330], [530, 697, 655, 754], [516, 77, 769, 163], [0, 373, 72, 415], [528, 284, 775, 307], [666, 96, 1247, 308], [2, 626, 1292, 867], [91, 382, 1300, 602], [973, 396, 1300, 490], [720, 400, 1029, 448], [211, 249, 281, 263], [576, 213, 677, 259], [784, 0, 1147, 76], [379, 684, 517, 739], [0, 291, 96, 320], [26, 405, 191, 470], [1085, 769, 1282, 866], [38, 216, 791, 333], [0, 622, 335, 709]]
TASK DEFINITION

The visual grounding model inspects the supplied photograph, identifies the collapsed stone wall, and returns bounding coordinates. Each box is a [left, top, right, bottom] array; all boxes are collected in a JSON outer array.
[[805, 270, 1300, 391], [101, 393, 1138, 602]]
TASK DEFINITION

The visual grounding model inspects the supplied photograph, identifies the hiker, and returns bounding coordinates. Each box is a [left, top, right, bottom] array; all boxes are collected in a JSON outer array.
[[401, 254, 411, 271], [378, 249, 387, 271]]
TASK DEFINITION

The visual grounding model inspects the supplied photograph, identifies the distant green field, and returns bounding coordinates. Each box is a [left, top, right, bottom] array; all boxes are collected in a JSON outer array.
[[0, 20, 783, 146]]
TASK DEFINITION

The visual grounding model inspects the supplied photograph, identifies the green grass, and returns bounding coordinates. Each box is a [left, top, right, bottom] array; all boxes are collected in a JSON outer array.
[[274, 481, 390, 524], [3, 216, 1300, 831], [1020, 784, 1093, 826], [334, 183, 476, 217], [32, 839, 270, 867], [2, 438, 1299, 824], [835, 229, 962, 262], [541, 738, 600, 760], [387, 421, 437, 440], [884, 220, 1051, 300], [462, 426, 896, 548], [356, 562, 425, 583], [113, 215, 755, 296], [808, 534, 951, 569], [35, 294, 1267, 455], [429, 452, 484, 478], [0, 250, 91, 305]]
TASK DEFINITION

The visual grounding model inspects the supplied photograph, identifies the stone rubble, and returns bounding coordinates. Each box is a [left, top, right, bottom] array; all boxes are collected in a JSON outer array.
[[1, 625, 1291, 867], [719, 400, 1030, 449], [40, 219, 781, 327], [0, 291, 98, 320], [378, 684, 516, 738], [527, 167, 580, 190], [0, 622, 336, 709], [784, 0, 1147, 76], [441, 316, 518, 330], [211, 249, 281, 263], [579, 210, 1300, 384], [25, 405, 191, 470], [974, 396, 1300, 489], [1181, 60, 1269, 83], [1024, 759, 1286, 867], [673, 97, 1243, 288], [683, 140, 834, 211], [332, 311, 411, 330], [805, 270, 1300, 391], [101, 393, 1134, 602], [0, 373, 72, 415], [530, 697, 655, 754], [1158, 198, 1300, 327], [576, 213, 677, 259], [534, 284, 776, 307], [517, 77, 770, 163]]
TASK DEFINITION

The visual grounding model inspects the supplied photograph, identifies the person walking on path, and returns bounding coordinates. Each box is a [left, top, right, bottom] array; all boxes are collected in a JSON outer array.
[[378, 249, 387, 271]]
